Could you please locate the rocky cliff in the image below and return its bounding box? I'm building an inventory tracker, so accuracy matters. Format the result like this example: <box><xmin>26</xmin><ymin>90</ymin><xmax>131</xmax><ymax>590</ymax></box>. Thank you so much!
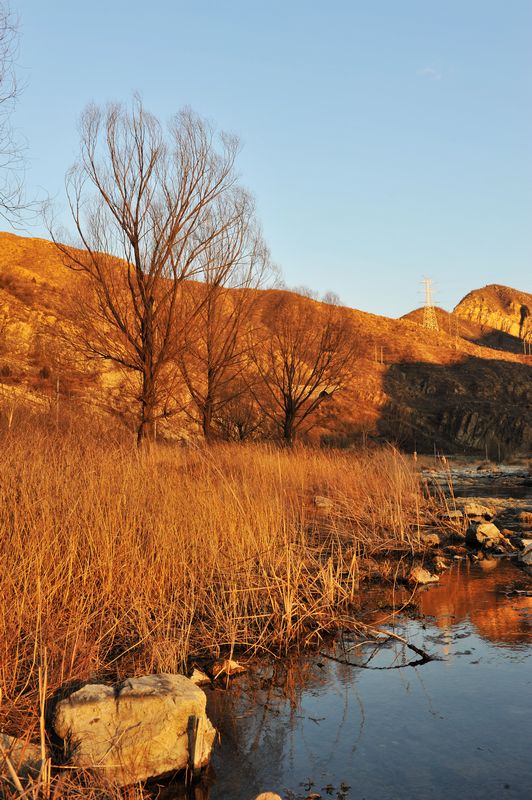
<box><xmin>454</xmin><ymin>284</ymin><xmax>532</xmax><ymax>345</ymax></box>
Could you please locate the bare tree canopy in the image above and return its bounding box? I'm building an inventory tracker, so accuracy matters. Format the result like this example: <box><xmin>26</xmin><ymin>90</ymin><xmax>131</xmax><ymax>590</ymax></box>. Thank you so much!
<box><xmin>0</xmin><ymin>2</ymin><xmax>25</xmax><ymax>220</ymax></box>
<box><xmin>177</xmin><ymin>190</ymin><xmax>272</xmax><ymax>440</ymax></box>
<box><xmin>250</xmin><ymin>294</ymin><xmax>357</xmax><ymax>445</ymax></box>
<box><xmin>52</xmin><ymin>96</ymin><xmax>244</xmax><ymax>443</ymax></box>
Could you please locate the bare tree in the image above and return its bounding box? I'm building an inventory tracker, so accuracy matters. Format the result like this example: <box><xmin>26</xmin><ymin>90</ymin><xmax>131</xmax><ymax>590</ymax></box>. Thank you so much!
<box><xmin>215</xmin><ymin>384</ymin><xmax>263</xmax><ymax>441</ymax></box>
<box><xmin>51</xmin><ymin>96</ymin><xmax>242</xmax><ymax>443</ymax></box>
<box><xmin>322</xmin><ymin>290</ymin><xmax>342</xmax><ymax>305</ymax></box>
<box><xmin>0</xmin><ymin>2</ymin><xmax>25</xmax><ymax>220</ymax></box>
<box><xmin>177</xmin><ymin>190</ymin><xmax>272</xmax><ymax>440</ymax></box>
<box><xmin>250</xmin><ymin>293</ymin><xmax>357</xmax><ymax>445</ymax></box>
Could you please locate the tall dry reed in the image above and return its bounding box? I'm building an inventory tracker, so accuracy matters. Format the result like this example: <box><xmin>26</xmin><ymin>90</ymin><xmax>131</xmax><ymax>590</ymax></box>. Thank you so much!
<box><xmin>0</xmin><ymin>420</ymin><xmax>429</xmax><ymax>770</ymax></box>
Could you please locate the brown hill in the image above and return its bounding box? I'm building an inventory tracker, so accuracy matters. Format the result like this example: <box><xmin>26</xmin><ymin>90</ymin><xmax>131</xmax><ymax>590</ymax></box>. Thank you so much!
<box><xmin>402</xmin><ymin>305</ymin><xmax>527</xmax><ymax>354</ymax></box>
<box><xmin>0</xmin><ymin>232</ymin><xmax>530</xmax><ymax>454</ymax></box>
<box><xmin>454</xmin><ymin>284</ymin><xmax>532</xmax><ymax>348</ymax></box>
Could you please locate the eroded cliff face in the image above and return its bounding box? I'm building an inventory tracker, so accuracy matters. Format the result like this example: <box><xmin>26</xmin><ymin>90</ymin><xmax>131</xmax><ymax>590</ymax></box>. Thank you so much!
<box><xmin>376</xmin><ymin>358</ymin><xmax>532</xmax><ymax>456</ymax></box>
<box><xmin>454</xmin><ymin>284</ymin><xmax>532</xmax><ymax>343</ymax></box>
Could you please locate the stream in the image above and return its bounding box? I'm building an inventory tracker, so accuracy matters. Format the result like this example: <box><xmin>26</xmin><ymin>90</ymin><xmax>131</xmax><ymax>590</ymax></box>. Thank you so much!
<box><xmin>202</xmin><ymin>558</ymin><xmax>531</xmax><ymax>800</ymax></box>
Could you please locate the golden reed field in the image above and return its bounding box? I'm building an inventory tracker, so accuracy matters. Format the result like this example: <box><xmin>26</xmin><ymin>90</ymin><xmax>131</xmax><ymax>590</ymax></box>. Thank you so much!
<box><xmin>0</xmin><ymin>410</ymin><xmax>439</xmax><ymax>797</ymax></box>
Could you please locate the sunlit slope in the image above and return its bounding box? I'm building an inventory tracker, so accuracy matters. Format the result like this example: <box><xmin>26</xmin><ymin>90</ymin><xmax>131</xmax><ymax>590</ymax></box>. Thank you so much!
<box><xmin>0</xmin><ymin>231</ymin><xmax>530</xmax><ymax>453</ymax></box>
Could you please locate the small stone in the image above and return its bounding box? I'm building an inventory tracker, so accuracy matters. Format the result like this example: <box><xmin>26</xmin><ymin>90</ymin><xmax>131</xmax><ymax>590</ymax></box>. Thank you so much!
<box><xmin>421</xmin><ymin>533</ymin><xmax>440</xmax><ymax>547</ymax></box>
<box><xmin>189</xmin><ymin>668</ymin><xmax>210</xmax><ymax>686</ymax></box>
<box><xmin>439</xmin><ymin>510</ymin><xmax>463</xmax><ymax>520</ymax></box>
<box><xmin>52</xmin><ymin>674</ymin><xmax>216</xmax><ymax>786</ymax></box>
<box><xmin>463</xmin><ymin>502</ymin><xmax>495</xmax><ymax>519</ymax></box>
<box><xmin>0</xmin><ymin>733</ymin><xmax>44</xmax><ymax>788</ymax></box>
<box><xmin>466</xmin><ymin>522</ymin><xmax>503</xmax><ymax>550</ymax></box>
<box><xmin>254</xmin><ymin>794</ymin><xmax>283</xmax><ymax>800</ymax></box>
<box><xmin>516</xmin><ymin>511</ymin><xmax>532</xmax><ymax>524</ymax></box>
<box><xmin>313</xmin><ymin>495</ymin><xmax>334</xmax><ymax>510</ymax></box>
<box><xmin>519</xmin><ymin>542</ymin><xmax>532</xmax><ymax>569</ymax></box>
<box><xmin>212</xmin><ymin>658</ymin><xmax>246</xmax><ymax>679</ymax></box>
<box><xmin>409</xmin><ymin>566</ymin><xmax>439</xmax><ymax>585</ymax></box>
<box><xmin>434</xmin><ymin>556</ymin><xmax>450</xmax><ymax>571</ymax></box>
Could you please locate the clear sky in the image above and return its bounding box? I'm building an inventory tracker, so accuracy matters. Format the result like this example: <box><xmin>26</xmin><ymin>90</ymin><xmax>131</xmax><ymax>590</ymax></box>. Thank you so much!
<box><xmin>5</xmin><ymin>0</ymin><xmax>532</xmax><ymax>316</ymax></box>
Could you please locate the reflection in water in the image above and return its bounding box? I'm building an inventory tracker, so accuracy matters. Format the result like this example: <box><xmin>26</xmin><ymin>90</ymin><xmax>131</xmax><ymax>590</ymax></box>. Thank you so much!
<box><xmin>156</xmin><ymin>561</ymin><xmax>531</xmax><ymax>800</ymax></box>
<box><xmin>417</xmin><ymin>558</ymin><xmax>532</xmax><ymax>645</ymax></box>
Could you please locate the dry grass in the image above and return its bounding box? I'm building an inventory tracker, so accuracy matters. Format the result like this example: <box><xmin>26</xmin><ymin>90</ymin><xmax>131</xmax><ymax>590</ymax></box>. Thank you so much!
<box><xmin>0</xmin><ymin>417</ymin><xmax>431</xmax><ymax>796</ymax></box>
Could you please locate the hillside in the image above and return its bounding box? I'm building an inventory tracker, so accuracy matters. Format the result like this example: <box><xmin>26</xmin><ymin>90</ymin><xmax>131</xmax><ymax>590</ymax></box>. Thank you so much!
<box><xmin>454</xmin><ymin>284</ymin><xmax>532</xmax><ymax>347</ymax></box>
<box><xmin>0</xmin><ymin>231</ymin><xmax>530</xmax><ymax>454</ymax></box>
<box><xmin>402</xmin><ymin>305</ymin><xmax>527</xmax><ymax>354</ymax></box>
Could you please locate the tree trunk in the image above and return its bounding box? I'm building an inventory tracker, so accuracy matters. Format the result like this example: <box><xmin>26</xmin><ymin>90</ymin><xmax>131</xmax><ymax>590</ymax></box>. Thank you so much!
<box><xmin>283</xmin><ymin>411</ymin><xmax>296</xmax><ymax>446</ymax></box>
<box><xmin>137</xmin><ymin>368</ymin><xmax>157</xmax><ymax>446</ymax></box>
<box><xmin>202</xmin><ymin>397</ymin><xmax>214</xmax><ymax>442</ymax></box>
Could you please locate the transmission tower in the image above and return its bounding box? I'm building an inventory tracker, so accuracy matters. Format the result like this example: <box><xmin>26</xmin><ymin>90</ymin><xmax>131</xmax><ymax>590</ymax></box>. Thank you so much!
<box><xmin>422</xmin><ymin>277</ymin><xmax>439</xmax><ymax>332</ymax></box>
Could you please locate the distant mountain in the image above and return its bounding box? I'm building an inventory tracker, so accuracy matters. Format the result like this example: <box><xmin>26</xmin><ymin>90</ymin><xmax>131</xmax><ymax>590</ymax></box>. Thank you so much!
<box><xmin>0</xmin><ymin>232</ymin><xmax>530</xmax><ymax>454</ymax></box>
<box><xmin>454</xmin><ymin>284</ymin><xmax>532</xmax><ymax>346</ymax></box>
<box><xmin>402</xmin><ymin>295</ymin><xmax>529</xmax><ymax>355</ymax></box>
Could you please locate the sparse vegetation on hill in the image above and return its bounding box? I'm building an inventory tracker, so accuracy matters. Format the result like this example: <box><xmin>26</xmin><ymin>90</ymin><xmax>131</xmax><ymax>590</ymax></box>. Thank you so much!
<box><xmin>0</xmin><ymin>232</ymin><xmax>530</xmax><ymax>453</ymax></box>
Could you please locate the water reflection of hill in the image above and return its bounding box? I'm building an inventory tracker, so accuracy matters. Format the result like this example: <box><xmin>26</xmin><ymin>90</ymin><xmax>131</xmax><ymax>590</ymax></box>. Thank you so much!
<box><xmin>417</xmin><ymin>559</ymin><xmax>531</xmax><ymax>645</ymax></box>
<box><xmin>201</xmin><ymin>560</ymin><xmax>531</xmax><ymax>800</ymax></box>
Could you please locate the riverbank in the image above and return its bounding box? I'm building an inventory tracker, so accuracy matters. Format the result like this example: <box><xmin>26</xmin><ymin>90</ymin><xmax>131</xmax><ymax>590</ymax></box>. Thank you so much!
<box><xmin>0</xmin><ymin>424</ymin><xmax>530</xmax><ymax>797</ymax></box>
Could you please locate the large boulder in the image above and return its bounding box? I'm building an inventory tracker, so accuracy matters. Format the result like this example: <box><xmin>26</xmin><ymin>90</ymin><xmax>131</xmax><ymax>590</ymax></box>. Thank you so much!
<box><xmin>52</xmin><ymin>674</ymin><xmax>216</xmax><ymax>786</ymax></box>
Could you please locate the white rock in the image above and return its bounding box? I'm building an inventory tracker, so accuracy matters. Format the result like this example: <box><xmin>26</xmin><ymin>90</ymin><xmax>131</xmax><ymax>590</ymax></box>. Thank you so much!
<box><xmin>53</xmin><ymin>674</ymin><xmax>216</xmax><ymax>786</ymax></box>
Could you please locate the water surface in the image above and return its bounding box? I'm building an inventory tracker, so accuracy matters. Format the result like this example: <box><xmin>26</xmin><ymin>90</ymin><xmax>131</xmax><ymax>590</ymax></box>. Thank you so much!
<box><xmin>205</xmin><ymin>559</ymin><xmax>531</xmax><ymax>800</ymax></box>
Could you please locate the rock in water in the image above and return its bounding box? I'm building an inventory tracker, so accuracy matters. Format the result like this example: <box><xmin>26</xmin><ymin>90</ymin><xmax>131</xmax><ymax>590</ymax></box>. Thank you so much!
<box><xmin>466</xmin><ymin>522</ymin><xmax>504</xmax><ymax>550</ymax></box>
<box><xmin>52</xmin><ymin>674</ymin><xmax>216</xmax><ymax>786</ymax></box>
<box><xmin>518</xmin><ymin>542</ymin><xmax>532</xmax><ymax>571</ymax></box>
<box><xmin>253</xmin><ymin>795</ymin><xmax>283</xmax><ymax>800</ymax></box>
<box><xmin>212</xmin><ymin>659</ymin><xmax>246</xmax><ymax>679</ymax></box>
<box><xmin>409</xmin><ymin>566</ymin><xmax>439</xmax><ymax>585</ymax></box>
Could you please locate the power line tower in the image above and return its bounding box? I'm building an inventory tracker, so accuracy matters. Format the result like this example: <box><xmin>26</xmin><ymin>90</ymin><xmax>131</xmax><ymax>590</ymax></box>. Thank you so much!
<box><xmin>422</xmin><ymin>277</ymin><xmax>439</xmax><ymax>332</ymax></box>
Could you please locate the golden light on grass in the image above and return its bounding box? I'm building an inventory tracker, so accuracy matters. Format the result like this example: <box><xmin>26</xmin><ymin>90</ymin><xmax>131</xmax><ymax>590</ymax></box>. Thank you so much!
<box><xmin>0</xmin><ymin>420</ymin><xmax>434</xmax><ymax>796</ymax></box>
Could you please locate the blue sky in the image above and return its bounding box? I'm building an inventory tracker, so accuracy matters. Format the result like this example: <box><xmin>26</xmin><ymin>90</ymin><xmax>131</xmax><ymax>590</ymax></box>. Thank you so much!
<box><xmin>6</xmin><ymin>0</ymin><xmax>532</xmax><ymax>316</ymax></box>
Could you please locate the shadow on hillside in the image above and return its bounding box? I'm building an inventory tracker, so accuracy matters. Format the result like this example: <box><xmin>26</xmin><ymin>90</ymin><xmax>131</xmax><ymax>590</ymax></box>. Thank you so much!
<box><xmin>470</xmin><ymin>328</ymin><xmax>527</xmax><ymax>355</ymax></box>
<box><xmin>376</xmin><ymin>354</ymin><xmax>531</xmax><ymax>456</ymax></box>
